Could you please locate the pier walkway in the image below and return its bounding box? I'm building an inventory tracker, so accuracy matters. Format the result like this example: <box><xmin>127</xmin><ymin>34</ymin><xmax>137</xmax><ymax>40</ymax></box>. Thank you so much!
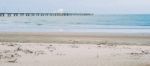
<box><xmin>0</xmin><ymin>13</ymin><xmax>93</xmax><ymax>17</ymax></box>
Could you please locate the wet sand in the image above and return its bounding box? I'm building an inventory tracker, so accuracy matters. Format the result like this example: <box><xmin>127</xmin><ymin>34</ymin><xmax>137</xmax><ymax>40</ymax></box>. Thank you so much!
<box><xmin>0</xmin><ymin>32</ymin><xmax>150</xmax><ymax>66</ymax></box>
<box><xmin>0</xmin><ymin>32</ymin><xmax>150</xmax><ymax>45</ymax></box>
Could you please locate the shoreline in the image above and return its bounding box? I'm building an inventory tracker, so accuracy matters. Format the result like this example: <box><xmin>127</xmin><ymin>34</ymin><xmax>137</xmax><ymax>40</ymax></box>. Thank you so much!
<box><xmin>0</xmin><ymin>32</ymin><xmax>150</xmax><ymax>45</ymax></box>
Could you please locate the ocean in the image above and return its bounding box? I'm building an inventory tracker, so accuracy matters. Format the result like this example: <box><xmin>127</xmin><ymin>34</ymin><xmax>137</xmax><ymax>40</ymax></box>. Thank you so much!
<box><xmin>0</xmin><ymin>14</ymin><xmax>150</xmax><ymax>33</ymax></box>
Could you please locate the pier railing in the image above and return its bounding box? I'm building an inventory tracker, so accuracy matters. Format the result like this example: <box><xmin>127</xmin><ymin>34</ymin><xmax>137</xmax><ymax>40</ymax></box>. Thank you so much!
<box><xmin>0</xmin><ymin>13</ymin><xmax>94</xmax><ymax>17</ymax></box>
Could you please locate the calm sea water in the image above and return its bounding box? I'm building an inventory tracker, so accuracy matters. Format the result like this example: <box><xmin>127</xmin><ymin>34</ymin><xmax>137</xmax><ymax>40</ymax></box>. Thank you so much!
<box><xmin>0</xmin><ymin>14</ymin><xmax>150</xmax><ymax>33</ymax></box>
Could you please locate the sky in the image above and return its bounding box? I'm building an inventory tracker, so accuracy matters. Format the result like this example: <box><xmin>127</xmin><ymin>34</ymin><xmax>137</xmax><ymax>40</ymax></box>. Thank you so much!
<box><xmin>0</xmin><ymin>0</ymin><xmax>150</xmax><ymax>14</ymax></box>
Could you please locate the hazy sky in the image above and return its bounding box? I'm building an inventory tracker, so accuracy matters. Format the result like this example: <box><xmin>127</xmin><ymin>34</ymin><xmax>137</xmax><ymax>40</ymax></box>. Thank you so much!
<box><xmin>0</xmin><ymin>0</ymin><xmax>150</xmax><ymax>14</ymax></box>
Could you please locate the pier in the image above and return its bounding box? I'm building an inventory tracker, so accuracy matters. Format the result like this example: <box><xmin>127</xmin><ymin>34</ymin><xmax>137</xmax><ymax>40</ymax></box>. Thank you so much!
<box><xmin>0</xmin><ymin>13</ymin><xmax>94</xmax><ymax>17</ymax></box>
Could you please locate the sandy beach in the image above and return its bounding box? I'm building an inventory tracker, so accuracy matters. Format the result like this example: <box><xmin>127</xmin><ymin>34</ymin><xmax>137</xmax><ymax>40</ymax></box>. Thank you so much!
<box><xmin>0</xmin><ymin>32</ymin><xmax>150</xmax><ymax>45</ymax></box>
<box><xmin>0</xmin><ymin>32</ymin><xmax>150</xmax><ymax>66</ymax></box>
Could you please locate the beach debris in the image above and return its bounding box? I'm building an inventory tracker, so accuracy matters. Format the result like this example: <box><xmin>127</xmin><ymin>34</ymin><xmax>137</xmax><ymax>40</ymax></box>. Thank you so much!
<box><xmin>7</xmin><ymin>59</ymin><xmax>17</xmax><ymax>63</ymax></box>
<box><xmin>7</xmin><ymin>43</ymin><xmax>18</xmax><ymax>47</ymax></box>
<box><xmin>46</xmin><ymin>45</ymin><xmax>56</xmax><ymax>52</ymax></box>
<box><xmin>130</xmin><ymin>52</ymin><xmax>141</xmax><ymax>55</ymax></box>
<box><xmin>16</xmin><ymin>46</ymin><xmax>34</xmax><ymax>54</ymax></box>
<box><xmin>0</xmin><ymin>50</ymin><xmax>20</xmax><ymax>63</ymax></box>
<box><xmin>97</xmin><ymin>45</ymin><xmax>101</xmax><ymax>48</ymax></box>
<box><xmin>16</xmin><ymin>46</ymin><xmax>23</xmax><ymax>51</ymax></box>
<box><xmin>0</xmin><ymin>43</ymin><xmax>19</xmax><ymax>47</ymax></box>
<box><xmin>141</xmin><ymin>50</ymin><xmax>150</xmax><ymax>55</ymax></box>
<box><xmin>47</xmin><ymin>46</ymin><xmax>56</xmax><ymax>50</ymax></box>
<box><xmin>49</xmin><ymin>44</ymin><xmax>53</xmax><ymax>46</ymax></box>
<box><xmin>70</xmin><ymin>44</ymin><xmax>79</xmax><ymax>48</ymax></box>
<box><xmin>34</xmin><ymin>50</ymin><xmax>45</xmax><ymax>56</ymax></box>
<box><xmin>8</xmin><ymin>44</ymin><xmax>15</xmax><ymax>47</ymax></box>
<box><xmin>97</xmin><ymin>44</ymin><xmax>101</xmax><ymax>48</ymax></box>
<box><xmin>56</xmin><ymin>53</ymin><xmax>66</xmax><ymax>56</ymax></box>
<box><xmin>130</xmin><ymin>50</ymin><xmax>150</xmax><ymax>56</ymax></box>
<box><xmin>23</xmin><ymin>49</ymin><xmax>34</xmax><ymax>54</ymax></box>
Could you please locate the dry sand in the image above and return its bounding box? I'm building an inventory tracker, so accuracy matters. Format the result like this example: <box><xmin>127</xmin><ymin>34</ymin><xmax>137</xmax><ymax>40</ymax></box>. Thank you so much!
<box><xmin>0</xmin><ymin>43</ymin><xmax>150</xmax><ymax>66</ymax></box>
<box><xmin>0</xmin><ymin>32</ymin><xmax>150</xmax><ymax>66</ymax></box>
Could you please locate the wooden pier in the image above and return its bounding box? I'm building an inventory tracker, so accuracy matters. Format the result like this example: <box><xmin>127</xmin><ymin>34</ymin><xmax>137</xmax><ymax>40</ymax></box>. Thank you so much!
<box><xmin>0</xmin><ymin>13</ymin><xmax>94</xmax><ymax>17</ymax></box>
